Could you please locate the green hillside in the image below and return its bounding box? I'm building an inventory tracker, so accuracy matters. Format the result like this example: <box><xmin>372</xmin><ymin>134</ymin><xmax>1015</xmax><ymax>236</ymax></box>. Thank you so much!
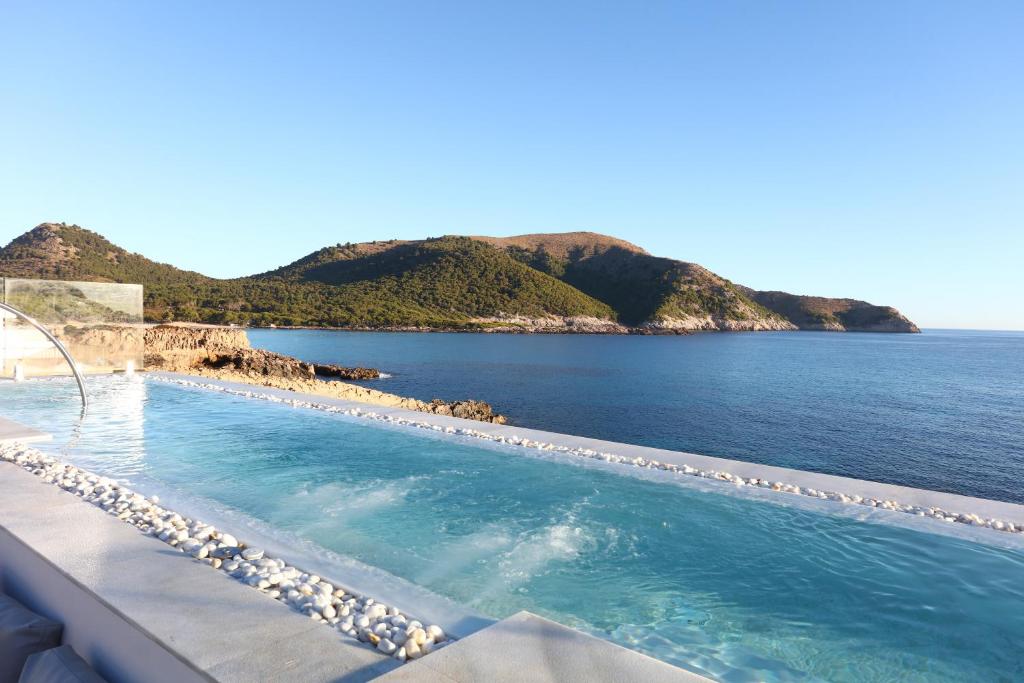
<box><xmin>0</xmin><ymin>225</ymin><xmax>613</xmax><ymax>327</ymax></box>
<box><xmin>737</xmin><ymin>288</ymin><xmax>921</xmax><ymax>332</ymax></box>
<box><xmin>0</xmin><ymin>223</ymin><xmax>918</xmax><ymax>332</ymax></box>
<box><xmin>0</xmin><ymin>222</ymin><xmax>211</xmax><ymax>286</ymax></box>
<box><xmin>267</xmin><ymin>237</ymin><xmax>614</xmax><ymax>320</ymax></box>
<box><xmin>498</xmin><ymin>239</ymin><xmax>790</xmax><ymax>329</ymax></box>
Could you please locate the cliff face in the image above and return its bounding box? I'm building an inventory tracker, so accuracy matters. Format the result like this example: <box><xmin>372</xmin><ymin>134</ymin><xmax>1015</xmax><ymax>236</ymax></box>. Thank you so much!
<box><xmin>144</xmin><ymin>325</ymin><xmax>250</xmax><ymax>353</ymax></box>
<box><xmin>0</xmin><ymin>223</ymin><xmax>919</xmax><ymax>333</ymax></box>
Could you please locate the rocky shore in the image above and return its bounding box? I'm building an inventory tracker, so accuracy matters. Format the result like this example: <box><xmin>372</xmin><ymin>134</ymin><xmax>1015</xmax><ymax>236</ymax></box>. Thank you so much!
<box><xmin>466</xmin><ymin>315</ymin><xmax>630</xmax><ymax>334</ymax></box>
<box><xmin>639</xmin><ymin>316</ymin><xmax>797</xmax><ymax>333</ymax></box>
<box><xmin>143</xmin><ymin>325</ymin><xmax>506</xmax><ymax>423</ymax></box>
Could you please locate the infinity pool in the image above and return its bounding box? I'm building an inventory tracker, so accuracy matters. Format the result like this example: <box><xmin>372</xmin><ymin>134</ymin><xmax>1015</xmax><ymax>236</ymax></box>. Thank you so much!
<box><xmin>3</xmin><ymin>376</ymin><xmax>1023</xmax><ymax>682</ymax></box>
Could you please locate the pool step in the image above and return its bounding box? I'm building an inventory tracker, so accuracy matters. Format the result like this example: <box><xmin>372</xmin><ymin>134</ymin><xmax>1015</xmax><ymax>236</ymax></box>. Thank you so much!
<box><xmin>0</xmin><ymin>416</ymin><xmax>50</xmax><ymax>445</ymax></box>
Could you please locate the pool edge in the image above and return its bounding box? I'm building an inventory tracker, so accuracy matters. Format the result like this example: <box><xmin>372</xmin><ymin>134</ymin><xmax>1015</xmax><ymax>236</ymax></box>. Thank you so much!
<box><xmin>152</xmin><ymin>371</ymin><xmax>1024</xmax><ymax>531</ymax></box>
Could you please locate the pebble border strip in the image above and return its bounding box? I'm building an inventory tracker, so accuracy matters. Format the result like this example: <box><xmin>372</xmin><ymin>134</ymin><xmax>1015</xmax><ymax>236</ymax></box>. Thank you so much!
<box><xmin>0</xmin><ymin>442</ymin><xmax>448</xmax><ymax>664</ymax></box>
<box><xmin>151</xmin><ymin>375</ymin><xmax>1024</xmax><ymax>536</ymax></box>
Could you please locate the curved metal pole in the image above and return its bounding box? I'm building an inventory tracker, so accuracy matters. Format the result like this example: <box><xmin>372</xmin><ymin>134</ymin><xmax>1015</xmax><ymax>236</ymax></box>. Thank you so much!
<box><xmin>0</xmin><ymin>302</ymin><xmax>88</xmax><ymax>409</ymax></box>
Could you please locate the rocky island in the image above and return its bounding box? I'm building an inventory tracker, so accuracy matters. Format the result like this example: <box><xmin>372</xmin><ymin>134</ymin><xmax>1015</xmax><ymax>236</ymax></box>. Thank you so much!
<box><xmin>0</xmin><ymin>223</ymin><xmax>919</xmax><ymax>333</ymax></box>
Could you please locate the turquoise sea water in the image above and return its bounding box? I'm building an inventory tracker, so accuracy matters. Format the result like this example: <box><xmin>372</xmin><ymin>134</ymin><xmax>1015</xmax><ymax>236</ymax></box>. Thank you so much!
<box><xmin>250</xmin><ymin>329</ymin><xmax>1024</xmax><ymax>504</ymax></box>
<box><xmin>3</xmin><ymin>376</ymin><xmax>1023</xmax><ymax>682</ymax></box>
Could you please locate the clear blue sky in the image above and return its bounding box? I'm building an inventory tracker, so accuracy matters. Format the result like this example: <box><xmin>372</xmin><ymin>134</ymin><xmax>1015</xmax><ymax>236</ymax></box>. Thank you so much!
<box><xmin>1</xmin><ymin>2</ymin><xmax>1021</xmax><ymax>329</ymax></box>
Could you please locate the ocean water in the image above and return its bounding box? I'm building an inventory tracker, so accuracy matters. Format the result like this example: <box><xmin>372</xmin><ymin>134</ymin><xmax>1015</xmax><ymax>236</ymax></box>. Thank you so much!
<box><xmin>249</xmin><ymin>329</ymin><xmax>1024</xmax><ymax>504</ymax></box>
<box><xmin>2</xmin><ymin>376</ymin><xmax>1023</xmax><ymax>682</ymax></box>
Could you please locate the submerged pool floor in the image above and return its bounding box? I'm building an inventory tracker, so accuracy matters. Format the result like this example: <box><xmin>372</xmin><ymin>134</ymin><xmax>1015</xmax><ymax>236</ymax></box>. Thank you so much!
<box><xmin>3</xmin><ymin>376</ymin><xmax>1023</xmax><ymax>682</ymax></box>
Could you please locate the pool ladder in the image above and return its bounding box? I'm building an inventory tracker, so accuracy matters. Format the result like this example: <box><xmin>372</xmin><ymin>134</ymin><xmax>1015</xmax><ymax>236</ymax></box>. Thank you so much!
<box><xmin>1</xmin><ymin>302</ymin><xmax>88</xmax><ymax>410</ymax></box>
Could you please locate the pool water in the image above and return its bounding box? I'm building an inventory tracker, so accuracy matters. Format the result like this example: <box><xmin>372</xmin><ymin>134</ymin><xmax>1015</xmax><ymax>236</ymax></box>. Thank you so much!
<box><xmin>249</xmin><ymin>329</ymin><xmax>1024</xmax><ymax>505</ymax></box>
<box><xmin>3</xmin><ymin>376</ymin><xmax>1024</xmax><ymax>682</ymax></box>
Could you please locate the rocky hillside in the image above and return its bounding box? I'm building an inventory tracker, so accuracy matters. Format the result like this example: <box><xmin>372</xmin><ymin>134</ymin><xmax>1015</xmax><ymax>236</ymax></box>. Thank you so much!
<box><xmin>260</xmin><ymin>236</ymin><xmax>615</xmax><ymax>322</ymax></box>
<box><xmin>471</xmin><ymin>231</ymin><xmax>648</xmax><ymax>260</ymax></box>
<box><xmin>491</xmin><ymin>238</ymin><xmax>793</xmax><ymax>330</ymax></box>
<box><xmin>0</xmin><ymin>222</ymin><xmax>210</xmax><ymax>285</ymax></box>
<box><xmin>737</xmin><ymin>288</ymin><xmax>920</xmax><ymax>332</ymax></box>
<box><xmin>0</xmin><ymin>223</ymin><xmax>918</xmax><ymax>332</ymax></box>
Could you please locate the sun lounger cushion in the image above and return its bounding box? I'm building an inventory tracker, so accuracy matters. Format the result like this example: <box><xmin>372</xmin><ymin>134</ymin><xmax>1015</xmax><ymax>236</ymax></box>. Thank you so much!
<box><xmin>0</xmin><ymin>594</ymin><xmax>63</xmax><ymax>683</ymax></box>
<box><xmin>18</xmin><ymin>645</ymin><xmax>107</xmax><ymax>683</ymax></box>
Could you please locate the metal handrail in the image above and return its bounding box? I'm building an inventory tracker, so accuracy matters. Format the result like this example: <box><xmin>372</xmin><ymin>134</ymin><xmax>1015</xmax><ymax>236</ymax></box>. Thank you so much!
<box><xmin>0</xmin><ymin>302</ymin><xmax>88</xmax><ymax>409</ymax></box>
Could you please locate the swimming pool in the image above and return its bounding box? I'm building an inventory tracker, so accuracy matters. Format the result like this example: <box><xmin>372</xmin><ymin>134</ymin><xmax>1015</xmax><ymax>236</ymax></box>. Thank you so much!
<box><xmin>3</xmin><ymin>375</ymin><xmax>1023</xmax><ymax>682</ymax></box>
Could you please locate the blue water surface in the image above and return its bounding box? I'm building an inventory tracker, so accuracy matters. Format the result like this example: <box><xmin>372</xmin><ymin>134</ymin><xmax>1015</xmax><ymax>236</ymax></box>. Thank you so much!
<box><xmin>250</xmin><ymin>329</ymin><xmax>1024</xmax><ymax>503</ymax></box>
<box><xmin>3</xmin><ymin>376</ymin><xmax>1023</xmax><ymax>682</ymax></box>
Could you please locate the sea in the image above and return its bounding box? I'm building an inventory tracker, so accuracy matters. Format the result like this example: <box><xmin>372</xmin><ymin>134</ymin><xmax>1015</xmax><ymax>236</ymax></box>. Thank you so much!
<box><xmin>248</xmin><ymin>328</ymin><xmax>1024</xmax><ymax>504</ymax></box>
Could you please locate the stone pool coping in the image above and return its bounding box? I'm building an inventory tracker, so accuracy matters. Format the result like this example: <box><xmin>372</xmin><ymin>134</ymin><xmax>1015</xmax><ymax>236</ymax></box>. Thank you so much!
<box><xmin>376</xmin><ymin>611</ymin><xmax>709</xmax><ymax>683</ymax></box>
<box><xmin>0</xmin><ymin>415</ymin><xmax>51</xmax><ymax>445</ymax></box>
<box><xmin>154</xmin><ymin>371</ymin><xmax>1024</xmax><ymax>536</ymax></box>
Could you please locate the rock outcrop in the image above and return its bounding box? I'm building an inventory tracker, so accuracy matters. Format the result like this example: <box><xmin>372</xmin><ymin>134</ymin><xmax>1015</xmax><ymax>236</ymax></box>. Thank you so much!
<box><xmin>312</xmin><ymin>363</ymin><xmax>381</xmax><ymax>380</ymax></box>
<box><xmin>423</xmin><ymin>399</ymin><xmax>505</xmax><ymax>422</ymax></box>
<box><xmin>144</xmin><ymin>325</ymin><xmax>250</xmax><ymax>353</ymax></box>
<box><xmin>200</xmin><ymin>348</ymin><xmax>317</xmax><ymax>381</ymax></box>
<box><xmin>639</xmin><ymin>315</ymin><xmax>797</xmax><ymax>333</ymax></box>
<box><xmin>143</xmin><ymin>325</ymin><xmax>505</xmax><ymax>423</ymax></box>
<box><xmin>467</xmin><ymin>315</ymin><xmax>629</xmax><ymax>334</ymax></box>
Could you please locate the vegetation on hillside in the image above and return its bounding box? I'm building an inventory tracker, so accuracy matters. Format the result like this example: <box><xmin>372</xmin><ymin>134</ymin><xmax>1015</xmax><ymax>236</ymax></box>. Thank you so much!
<box><xmin>506</xmin><ymin>243</ymin><xmax>786</xmax><ymax>326</ymax></box>
<box><xmin>0</xmin><ymin>223</ymin><xmax>918</xmax><ymax>331</ymax></box>
<box><xmin>1</xmin><ymin>225</ymin><xmax>612</xmax><ymax>327</ymax></box>
<box><xmin>738</xmin><ymin>288</ymin><xmax>920</xmax><ymax>332</ymax></box>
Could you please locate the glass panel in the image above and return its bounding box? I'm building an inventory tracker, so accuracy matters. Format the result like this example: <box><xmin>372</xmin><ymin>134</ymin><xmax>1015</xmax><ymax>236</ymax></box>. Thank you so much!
<box><xmin>1</xmin><ymin>277</ymin><xmax>144</xmax><ymax>376</ymax></box>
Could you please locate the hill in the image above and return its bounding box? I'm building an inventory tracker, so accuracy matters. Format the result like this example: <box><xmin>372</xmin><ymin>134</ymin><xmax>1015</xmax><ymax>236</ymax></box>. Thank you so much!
<box><xmin>257</xmin><ymin>236</ymin><xmax>616</xmax><ymax>327</ymax></box>
<box><xmin>736</xmin><ymin>288</ymin><xmax>920</xmax><ymax>333</ymax></box>
<box><xmin>470</xmin><ymin>232</ymin><xmax>648</xmax><ymax>260</ymax></box>
<box><xmin>0</xmin><ymin>223</ymin><xmax>919</xmax><ymax>332</ymax></box>
<box><xmin>0</xmin><ymin>225</ymin><xmax>615</xmax><ymax>329</ymax></box>
<box><xmin>0</xmin><ymin>223</ymin><xmax>210</xmax><ymax>286</ymax></box>
<box><xmin>486</xmin><ymin>238</ymin><xmax>793</xmax><ymax>330</ymax></box>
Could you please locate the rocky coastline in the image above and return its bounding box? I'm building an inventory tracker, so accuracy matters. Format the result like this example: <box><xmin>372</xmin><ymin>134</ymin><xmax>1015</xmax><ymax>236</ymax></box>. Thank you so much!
<box><xmin>252</xmin><ymin>311</ymin><xmax>911</xmax><ymax>334</ymax></box>
<box><xmin>143</xmin><ymin>325</ymin><xmax>506</xmax><ymax>423</ymax></box>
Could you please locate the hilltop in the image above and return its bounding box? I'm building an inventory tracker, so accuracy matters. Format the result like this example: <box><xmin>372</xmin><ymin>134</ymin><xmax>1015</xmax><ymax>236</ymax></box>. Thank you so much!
<box><xmin>0</xmin><ymin>223</ymin><xmax>919</xmax><ymax>332</ymax></box>
<box><xmin>470</xmin><ymin>232</ymin><xmax>648</xmax><ymax>260</ymax></box>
